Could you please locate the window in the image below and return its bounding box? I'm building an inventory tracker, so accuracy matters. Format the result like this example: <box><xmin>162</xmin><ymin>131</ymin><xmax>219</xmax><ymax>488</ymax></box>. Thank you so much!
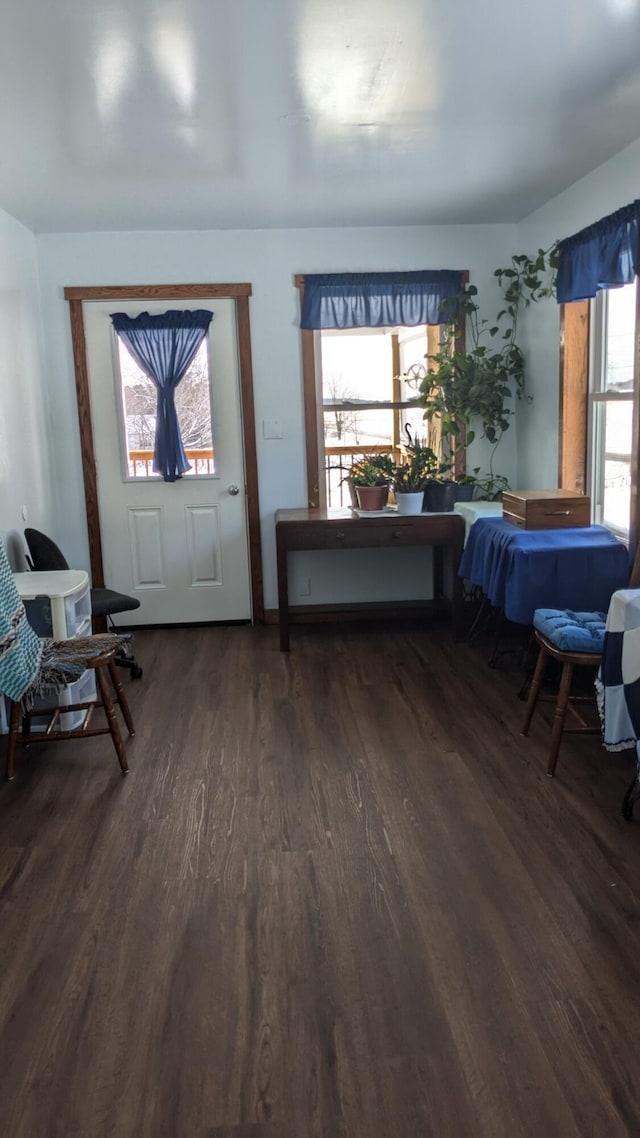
<box><xmin>297</xmin><ymin>270</ymin><xmax>466</xmax><ymax>509</ymax></box>
<box><xmin>114</xmin><ymin>335</ymin><xmax>216</xmax><ymax>479</ymax></box>
<box><xmin>589</xmin><ymin>282</ymin><xmax>637</xmax><ymax>536</ymax></box>
<box><xmin>319</xmin><ymin>326</ymin><xmax>440</xmax><ymax>508</ymax></box>
<box><xmin>556</xmin><ymin>197</ymin><xmax>640</xmax><ymax>548</ymax></box>
<box><xmin>560</xmin><ymin>280</ymin><xmax>639</xmax><ymax>543</ymax></box>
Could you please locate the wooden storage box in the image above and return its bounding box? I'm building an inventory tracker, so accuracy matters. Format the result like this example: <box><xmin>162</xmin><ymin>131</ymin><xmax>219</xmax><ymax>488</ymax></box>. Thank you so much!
<box><xmin>503</xmin><ymin>489</ymin><xmax>591</xmax><ymax>530</ymax></box>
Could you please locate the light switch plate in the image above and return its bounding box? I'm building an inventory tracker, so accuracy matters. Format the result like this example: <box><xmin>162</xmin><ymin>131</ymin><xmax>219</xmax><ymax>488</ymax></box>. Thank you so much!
<box><xmin>263</xmin><ymin>418</ymin><xmax>283</xmax><ymax>439</ymax></box>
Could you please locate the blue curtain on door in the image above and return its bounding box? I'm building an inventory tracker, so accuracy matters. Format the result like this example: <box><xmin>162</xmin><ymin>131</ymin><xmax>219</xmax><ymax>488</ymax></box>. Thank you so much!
<box><xmin>300</xmin><ymin>270</ymin><xmax>464</xmax><ymax>329</ymax></box>
<box><xmin>111</xmin><ymin>309</ymin><xmax>213</xmax><ymax>482</ymax></box>
<box><xmin>556</xmin><ymin>200</ymin><xmax>640</xmax><ymax>303</ymax></box>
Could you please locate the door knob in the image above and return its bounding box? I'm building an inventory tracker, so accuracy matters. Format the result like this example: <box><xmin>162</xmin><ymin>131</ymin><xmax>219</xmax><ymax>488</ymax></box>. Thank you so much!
<box><xmin>228</xmin><ymin>485</ymin><xmax>240</xmax><ymax>496</ymax></box>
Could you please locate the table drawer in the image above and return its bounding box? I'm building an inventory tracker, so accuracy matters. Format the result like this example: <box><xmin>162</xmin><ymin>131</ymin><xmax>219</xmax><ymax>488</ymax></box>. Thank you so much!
<box><xmin>279</xmin><ymin>521</ymin><xmax>428</xmax><ymax>550</ymax></box>
<box><xmin>337</xmin><ymin>523</ymin><xmax>425</xmax><ymax>549</ymax></box>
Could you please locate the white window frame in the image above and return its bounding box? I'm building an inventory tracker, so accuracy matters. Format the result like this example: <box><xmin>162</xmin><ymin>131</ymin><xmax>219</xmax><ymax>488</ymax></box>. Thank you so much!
<box><xmin>587</xmin><ymin>284</ymin><xmax>637</xmax><ymax>538</ymax></box>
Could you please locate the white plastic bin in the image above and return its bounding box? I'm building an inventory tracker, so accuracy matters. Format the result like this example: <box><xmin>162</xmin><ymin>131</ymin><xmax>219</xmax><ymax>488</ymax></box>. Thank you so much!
<box><xmin>30</xmin><ymin>668</ymin><xmax>97</xmax><ymax>733</ymax></box>
<box><xmin>13</xmin><ymin>570</ymin><xmax>91</xmax><ymax>639</ymax></box>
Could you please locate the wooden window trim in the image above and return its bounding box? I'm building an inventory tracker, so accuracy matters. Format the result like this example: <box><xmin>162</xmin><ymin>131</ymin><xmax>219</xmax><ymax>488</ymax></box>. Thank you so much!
<box><xmin>558</xmin><ymin>301</ymin><xmax>590</xmax><ymax>494</ymax></box>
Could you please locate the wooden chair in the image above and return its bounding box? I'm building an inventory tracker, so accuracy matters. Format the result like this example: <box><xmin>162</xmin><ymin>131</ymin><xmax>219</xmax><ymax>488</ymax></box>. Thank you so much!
<box><xmin>521</xmin><ymin>541</ymin><xmax>640</xmax><ymax>777</ymax></box>
<box><xmin>24</xmin><ymin>528</ymin><xmax>143</xmax><ymax>678</ymax></box>
<box><xmin>6</xmin><ymin>644</ymin><xmax>135</xmax><ymax>780</ymax></box>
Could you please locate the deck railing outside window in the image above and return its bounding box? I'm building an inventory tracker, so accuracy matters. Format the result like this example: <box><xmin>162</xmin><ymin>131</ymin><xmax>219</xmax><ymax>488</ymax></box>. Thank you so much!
<box><xmin>325</xmin><ymin>445</ymin><xmax>396</xmax><ymax>508</ymax></box>
<box><xmin>128</xmin><ymin>448</ymin><xmax>215</xmax><ymax>477</ymax></box>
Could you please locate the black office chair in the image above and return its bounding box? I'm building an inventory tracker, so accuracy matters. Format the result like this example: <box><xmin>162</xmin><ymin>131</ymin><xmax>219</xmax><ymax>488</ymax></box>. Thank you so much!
<box><xmin>24</xmin><ymin>528</ymin><xmax>143</xmax><ymax>679</ymax></box>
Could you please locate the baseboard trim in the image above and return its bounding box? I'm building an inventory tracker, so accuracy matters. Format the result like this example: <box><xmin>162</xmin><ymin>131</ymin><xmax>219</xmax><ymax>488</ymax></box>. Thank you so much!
<box><xmin>264</xmin><ymin>600</ymin><xmax>441</xmax><ymax>626</ymax></box>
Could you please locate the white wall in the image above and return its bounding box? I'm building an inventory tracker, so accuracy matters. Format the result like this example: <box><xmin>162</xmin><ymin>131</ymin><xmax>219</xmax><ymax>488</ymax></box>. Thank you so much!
<box><xmin>35</xmin><ymin>222</ymin><xmax>516</xmax><ymax>610</ymax></box>
<box><xmin>5</xmin><ymin>138</ymin><xmax>640</xmax><ymax>612</ymax></box>
<box><xmin>0</xmin><ymin>207</ymin><xmax>56</xmax><ymax>570</ymax></box>
<box><xmin>516</xmin><ymin>137</ymin><xmax>640</xmax><ymax>488</ymax></box>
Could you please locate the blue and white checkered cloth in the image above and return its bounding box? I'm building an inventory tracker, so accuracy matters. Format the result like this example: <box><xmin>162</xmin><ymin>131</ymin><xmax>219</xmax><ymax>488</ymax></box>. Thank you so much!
<box><xmin>596</xmin><ymin>589</ymin><xmax>640</xmax><ymax>753</ymax></box>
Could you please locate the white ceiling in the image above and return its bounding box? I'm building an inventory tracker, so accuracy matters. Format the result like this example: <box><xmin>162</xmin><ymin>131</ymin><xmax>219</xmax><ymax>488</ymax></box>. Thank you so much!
<box><xmin>2</xmin><ymin>0</ymin><xmax>640</xmax><ymax>234</ymax></box>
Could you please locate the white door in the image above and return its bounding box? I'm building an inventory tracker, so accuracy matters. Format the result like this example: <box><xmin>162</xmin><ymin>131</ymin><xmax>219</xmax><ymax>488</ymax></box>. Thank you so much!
<box><xmin>83</xmin><ymin>298</ymin><xmax>251</xmax><ymax>626</ymax></box>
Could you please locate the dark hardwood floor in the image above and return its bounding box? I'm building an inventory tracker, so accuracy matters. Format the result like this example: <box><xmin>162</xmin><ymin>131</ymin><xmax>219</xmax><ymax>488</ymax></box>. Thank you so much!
<box><xmin>1</xmin><ymin>618</ymin><xmax>640</xmax><ymax>1137</ymax></box>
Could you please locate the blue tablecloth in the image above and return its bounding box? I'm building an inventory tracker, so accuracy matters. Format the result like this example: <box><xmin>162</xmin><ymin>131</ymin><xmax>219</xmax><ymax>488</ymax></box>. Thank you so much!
<box><xmin>459</xmin><ymin>517</ymin><xmax>629</xmax><ymax>624</ymax></box>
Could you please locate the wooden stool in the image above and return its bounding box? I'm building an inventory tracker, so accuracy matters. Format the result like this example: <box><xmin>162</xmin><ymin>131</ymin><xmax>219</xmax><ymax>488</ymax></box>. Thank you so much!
<box><xmin>521</xmin><ymin>630</ymin><xmax>602</xmax><ymax>777</ymax></box>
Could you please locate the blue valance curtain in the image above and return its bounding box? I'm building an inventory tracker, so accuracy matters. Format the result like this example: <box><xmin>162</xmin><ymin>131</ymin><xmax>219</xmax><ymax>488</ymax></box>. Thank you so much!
<box><xmin>556</xmin><ymin>200</ymin><xmax>640</xmax><ymax>303</ymax></box>
<box><xmin>111</xmin><ymin>309</ymin><xmax>213</xmax><ymax>482</ymax></box>
<box><xmin>300</xmin><ymin>270</ymin><xmax>464</xmax><ymax>329</ymax></box>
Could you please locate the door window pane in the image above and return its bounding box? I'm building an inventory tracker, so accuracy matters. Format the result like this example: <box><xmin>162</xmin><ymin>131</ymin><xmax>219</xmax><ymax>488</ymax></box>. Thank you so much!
<box><xmin>115</xmin><ymin>338</ymin><xmax>216</xmax><ymax>478</ymax></box>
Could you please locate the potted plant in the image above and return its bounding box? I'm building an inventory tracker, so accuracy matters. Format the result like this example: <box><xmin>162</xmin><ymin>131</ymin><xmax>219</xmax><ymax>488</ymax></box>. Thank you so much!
<box><xmin>452</xmin><ymin>474</ymin><xmax>477</xmax><ymax>503</ymax></box>
<box><xmin>392</xmin><ymin>445</ymin><xmax>439</xmax><ymax>514</ymax></box>
<box><xmin>348</xmin><ymin>453</ymin><xmax>395</xmax><ymax>510</ymax></box>
<box><xmin>424</xmin><ymin>478</ymin><xmax>458</xmax><ymax>513</ymax></box>
<box><xmin>418</xmin><ymin>246</ymin><xmax>558</xmax><ymax>496</ymax></box>
<box><xmin>462</xmin><ymin>467</ymin><xmax>510</xmax><ymax>501</ymax></box>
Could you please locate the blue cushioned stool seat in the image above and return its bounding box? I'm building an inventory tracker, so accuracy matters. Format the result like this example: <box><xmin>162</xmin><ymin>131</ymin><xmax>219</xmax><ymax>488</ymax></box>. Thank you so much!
<box><xmin>533</xmin><ymin>608</ymin><xmax>606</xmax><ymax>654</ymax></box>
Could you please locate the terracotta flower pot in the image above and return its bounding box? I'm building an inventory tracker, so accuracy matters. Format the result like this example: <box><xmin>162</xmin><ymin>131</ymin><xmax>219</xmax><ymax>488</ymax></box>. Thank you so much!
<box><xmin>354</xmin><ymin>484</ymin><xmax>389</xmax><ymax>511</ymax></box>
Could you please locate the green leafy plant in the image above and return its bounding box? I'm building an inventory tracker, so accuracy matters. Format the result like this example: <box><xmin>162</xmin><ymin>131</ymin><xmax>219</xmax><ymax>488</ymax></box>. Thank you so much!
<box><xmin>348</xmin><ymin>454</ymin><xmax>395</xmax><ymax>486</ymax></box>
<box><xmin>392</xmin><ymin>445</ymin><xmax>440</xmax><ymax>493</ymax></box>
<box><xmin>418</xmin><ymin>245</ymin><xmax>558</xmax><ymax>492</ymax></box>
<box><xmin>463</xmin><ymin>467</ymin><xmax>511</xmax><ymax>501</ymax></box>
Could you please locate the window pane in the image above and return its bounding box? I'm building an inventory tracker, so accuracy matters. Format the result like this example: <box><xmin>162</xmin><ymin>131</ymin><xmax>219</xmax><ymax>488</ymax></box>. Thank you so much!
<box><xmin>174</xmin><ymin>345</ymin><xmax>215</xmax><ymax>474</ymax></box>
<box><xmin>605</xmin><ymin>284</ymin><xmax>636</xmax><ymax>392</ymax></box>
<box><xmin>322</xmin><ymin>332</ymin><xmax>397</xmax><ymax>462</ymax></box>
<box><xmin>323</xmin><ymin>408</ymin><xmax>395</xmax><ymax>508</ymax></box>
<box><xmin>321</xmin><ymin>331</ymin><xmax>395</xmax><ymax>507</ymax></box>
<box><xmin>116</xmin><ymin>338</ymin><xmax>215</xmax><ymax>478</ymax></box>
<box><xmin>319</xmin><ymin>327</ymin><xmax>433</xmax><ymax>507</ymax></box>
<box><xmin>600</xmin><ymin>399</ymin><xmax>632</xmax><ymax>534</ymax></box>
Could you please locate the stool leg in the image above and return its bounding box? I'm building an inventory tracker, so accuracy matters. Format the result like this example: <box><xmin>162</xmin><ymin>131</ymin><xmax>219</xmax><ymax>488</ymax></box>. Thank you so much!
<box><xmin>547</xmin><ymin>661</ymin><xmax>573</xmax><ymax>778</ymax></box>
<box><xmin>6</xmin><ymin>700</ymin><xmax>21</xmax><ymax>780</ymax></box>
<box><xmin>521</xmin><ymin>645</ymin><xmax>548</xmax><ymax>736</ymax></box>
<box><xmin>107</xmin><ymin>660</ymin><xmax>135</xmax><ymax>737</ymax></box>
<box><xmin>96</xmin><ymin>666</ymin><xmax>129</xmax><ymax>774</ymax></box>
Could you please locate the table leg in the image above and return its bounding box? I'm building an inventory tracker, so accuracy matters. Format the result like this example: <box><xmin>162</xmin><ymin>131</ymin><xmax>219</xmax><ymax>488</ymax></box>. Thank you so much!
<box><xmin>451</xmin><ymin>556</ymin><xmax>464</xmax><ymax>641</ymax></box>
<box><xmin>276</xmin><ymin>530</ymin><xmax>290</xmax><ymax>652</ymax></box>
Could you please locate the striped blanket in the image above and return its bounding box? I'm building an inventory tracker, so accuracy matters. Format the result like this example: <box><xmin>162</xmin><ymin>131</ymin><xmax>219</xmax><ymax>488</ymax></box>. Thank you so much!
<box><xmin>0</xmin><ymin>539</ymin><xmax>42</xmax><ymax>701</ymax></box>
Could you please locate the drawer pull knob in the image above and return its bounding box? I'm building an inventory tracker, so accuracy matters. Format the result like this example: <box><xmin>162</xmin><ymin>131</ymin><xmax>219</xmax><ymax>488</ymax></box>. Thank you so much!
<box><xmin>393</xmin><ymin>530</ymin><xmax>403</xmax><ymax>538</ymax></box>
<box><xmin>335</xmin><ymin>531</ymin><xmax>345</xmax><ymax>540</ymax></box>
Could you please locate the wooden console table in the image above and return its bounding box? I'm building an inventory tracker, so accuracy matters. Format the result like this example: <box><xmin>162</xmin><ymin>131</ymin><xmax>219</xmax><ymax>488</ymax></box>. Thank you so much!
<box><xmin>275</xmin><ymin>507</ymin><xmax>465</xmax><ymax>651</ymax></box>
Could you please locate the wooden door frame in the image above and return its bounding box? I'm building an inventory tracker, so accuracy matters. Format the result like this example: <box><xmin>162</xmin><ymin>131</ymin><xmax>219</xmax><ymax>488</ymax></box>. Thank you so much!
<box><xmin>64</xmin><ymin>283</ymin><xmax>264</xmax><ymax>624</ymax></box>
